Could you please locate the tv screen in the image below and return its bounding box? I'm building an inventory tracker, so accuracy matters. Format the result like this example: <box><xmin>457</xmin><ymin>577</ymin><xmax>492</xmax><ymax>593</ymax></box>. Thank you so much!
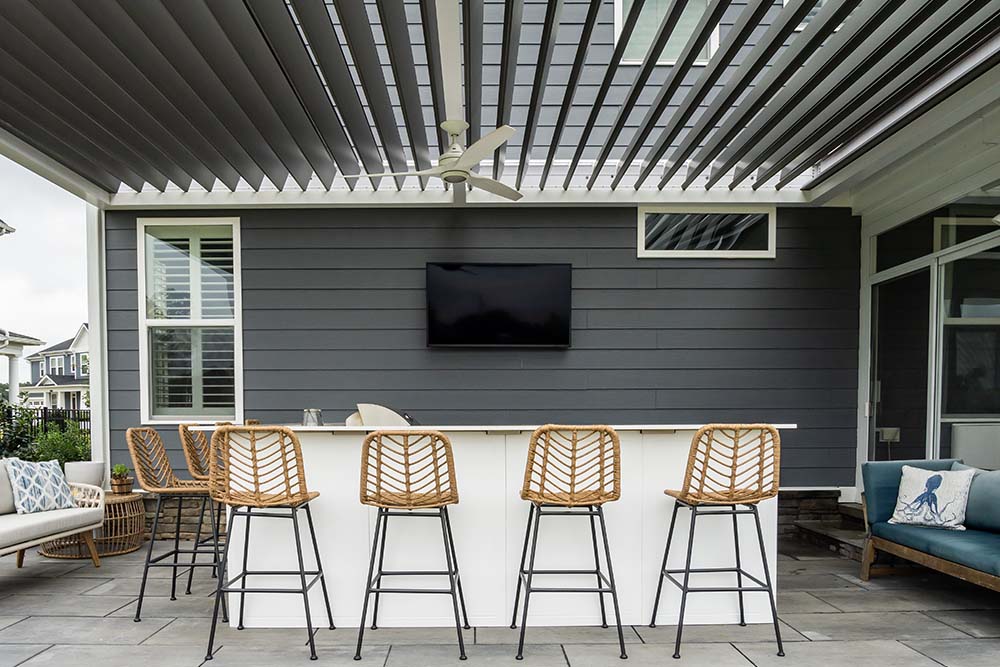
<box><xmin>426</xmin><ymin>263</ymin><xmax>572</xmax><ymax>347</ymax></box>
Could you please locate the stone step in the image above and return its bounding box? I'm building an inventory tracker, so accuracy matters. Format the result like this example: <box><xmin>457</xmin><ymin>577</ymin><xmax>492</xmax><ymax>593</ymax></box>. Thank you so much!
<box><xmin>839</xmin><ymin>502</ymin><xmax>865</xmax><ymax>528</ymax></box>
<box><xmin>793</xmin><ymin>519</ymin><xmax>867</xmax><ymax>561</ymax></box>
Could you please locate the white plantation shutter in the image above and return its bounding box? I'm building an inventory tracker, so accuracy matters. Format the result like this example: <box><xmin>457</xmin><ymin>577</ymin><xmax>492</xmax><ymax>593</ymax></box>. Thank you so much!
<box><xmin>143</xmin><ymin>223</ymin><xmax>237</xmax><ymax>419</ymax></box>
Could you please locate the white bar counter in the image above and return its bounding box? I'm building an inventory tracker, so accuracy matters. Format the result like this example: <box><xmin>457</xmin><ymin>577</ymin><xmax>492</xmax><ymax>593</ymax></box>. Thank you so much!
<box><xmin>201</xmin><ymin>424</ymin><xmax>793</xmax><ymax>628</ymax></box>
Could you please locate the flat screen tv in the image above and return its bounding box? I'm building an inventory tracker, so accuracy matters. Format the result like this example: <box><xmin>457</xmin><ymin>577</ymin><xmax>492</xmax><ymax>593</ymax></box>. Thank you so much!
<box><xmin>426</xmin><ymin>262</ymin><xmax>572</xmax><ymax>347</ymax></box>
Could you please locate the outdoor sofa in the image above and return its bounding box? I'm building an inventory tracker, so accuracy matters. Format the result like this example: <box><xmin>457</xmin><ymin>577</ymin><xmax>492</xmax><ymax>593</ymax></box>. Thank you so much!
<box><xmin>0</xmin><ymin>459</ymin><xmax>105</xmax><ymax>568</ymax></box>
<box><xmin>861</xmin><ymin>459</ymin><xmax>1000</xmax><ymax>592</ymax></box>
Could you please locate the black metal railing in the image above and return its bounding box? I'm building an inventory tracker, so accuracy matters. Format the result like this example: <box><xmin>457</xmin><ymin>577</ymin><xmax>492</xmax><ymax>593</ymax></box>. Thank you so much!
<box><xmin>0</xmin><ymin>406</ymin><xmax>91</xmax><ymax>452</ymax></box>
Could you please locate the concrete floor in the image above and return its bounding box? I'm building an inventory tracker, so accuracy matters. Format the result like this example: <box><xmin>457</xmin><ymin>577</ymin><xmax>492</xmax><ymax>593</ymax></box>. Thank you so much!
<box><xmin>1</xmin><ymin>537</ymin><xmax>999</xmax><ymax>666</ymax></box>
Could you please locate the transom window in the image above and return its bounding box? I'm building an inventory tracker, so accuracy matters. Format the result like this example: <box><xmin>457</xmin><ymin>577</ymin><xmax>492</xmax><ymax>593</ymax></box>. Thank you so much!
<box><xmin>638</xmin><ymin>206</ymin><xmax>776</xmax><ymax>258</ymax></box>
<box><xmin>138</xmin><ymin>218</ymin><xmax>242</xmax><ymax>422</ymax></box>
<box><xmin>617</xmin><ymin>0</ymin><xmax>717</xmax><ymax>64</ymax></box>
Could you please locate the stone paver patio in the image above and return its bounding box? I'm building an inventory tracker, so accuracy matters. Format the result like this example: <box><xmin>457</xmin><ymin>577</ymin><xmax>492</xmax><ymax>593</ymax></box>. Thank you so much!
<box><xmin>1</xmin><ymin>537</ymin><xmax>999</xmax><ymax>666</ymax></box>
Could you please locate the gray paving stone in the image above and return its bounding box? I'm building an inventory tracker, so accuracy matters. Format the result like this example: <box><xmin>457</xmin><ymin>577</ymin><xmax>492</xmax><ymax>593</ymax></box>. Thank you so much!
<box><xmin>810</xmin><ymin>587</ymin><xmax>1000</xmax><ymax>612</ymax></box>
<box><xmin>839</xmin><ymin>570</ymin><xmax>973</xmax><ymax>590</ymax></box>
<box><xmin>736</xmin><ymin>639</ymin><xmax>942</xmax><ymax>666</ymax></box>
<box><xmin>0</xmin><ymin>619</ymin><xmax>23</xmax><ymax>632</ymax></box>
<box><xmin>83</xmin><ymin>576</ymin><xmax>217</xmax><ymax>598</ymax></box>
<box><xmin>0</xmin><ymin>594</ymin><xmax>135</xmax><ymax>617</ymax></box>
<box><xmin>475</xmin><ymin>625</ymin><xmax>641</xmax><ymax>644</ymax></box>
<box><xmin>314</xmin><ymin>626</ymin><xmax>472</xmax><ymax>646</ymax></box>
<box><xmin>387</xmin><ymin>643</ymin><xmax>564</xmax><ymax>666</ymax></box>
<box><xmin>142</xmin><ymin>617</ymin><xmax>310</xmax><ymax>647</ymax></box>
<box><xmin>0</xmin><ymin>576</ymin><xmax>110</xmax><ymax>595</ymax></box>
<box><xmin>778</xmin><ymin>557</ymin><xmax>863</xmax><ymax>576</ymax></box>
<box><xmin>633</xmin><ymin>620</ymin><xmax>806</xmax><ymax>643</ymax></box>
<box><xmin>0</xmin><ymin>557</ymin><xmax>85</xmax><ymax>578</ymax></box>
<box><xmin>18</xmin><ymin>644</ymin><xmax>208</xmax><ymax>667</ymax></box>
<box><xmin>780</xmin><ymin>611</ymin><xmax>967</xmax><ymax>641</ymax></box>
<box><xmin>211</xmin><ymin>644</ymin><xmax>388</xmax><ymax>666</ymax></box>
<box><xmin>780</xmin><ymin>572</ymin><xmax>865</xmax><ymax>591</ymax></box>
<box><xmin>925</xmin><ymin>610</ymin><xmax>1000</xmax><ymax>638</ymax></box>
<box><xmin>62</xmin><ymin>562</ymin><xmax>194</xmax><ymax>580</ymax></box>
<box><xmin>904</xmin><ymin>639</ymin><xmax>1000</xmax><ymax>667</ymax></box>
<box><xmin>776</xmin><ymin>540</ymin><xmax>840</xmax><ymax>560</ymax></box>
<box><xmin>0</xmin><ymin>616</ymin><xmax>171</xmax><ymax>645</ymax></box>
<box><xmin>0</xmin><ymin>644</ymin><xmax>49</xmax><ymax>667</ymax></box>
<box><xmin>111</xmin><ymin>595</ymin><xmax>217</xmax><ymax>618</ymax></box>
<box><xmin>565</xmin><ymin>642</ymin><xmax>752</xmax><ymax>666</ymax></box>
<box><xmin>777</xmin><ymin>590</ymin><xmax>842</xmax><ymax>614</ymax></box>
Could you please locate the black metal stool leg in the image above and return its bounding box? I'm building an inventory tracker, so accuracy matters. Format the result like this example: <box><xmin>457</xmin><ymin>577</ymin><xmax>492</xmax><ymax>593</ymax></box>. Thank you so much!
<box><xmin>443</xmin><ymin>507</ymin><xmax>471</xmax><ymax>630</ymax></box>
<box><xmin>752</xmin><ymin>505</ymin><xmax>784</xmax><ymax>657</ymax></box>
<box><xmin>439</xmin><ymin>508</ymin><xmax>467</xmax><ymax>660</ymax></box>
<box><xmin>170</xmin><ymin>496</ymin><xmax>183</xmax><ymax>600</ymax></box>
<box><xmin>510</xmin><ymin>503</ymin><xmax>535</xmax><ymax>629</ymax></box>
<box><xmin>205</xmin><ymin>505</ymin><xmax>238</xmax><ymax>661</ymax></box>
<box><xmin>650</xmin><ymin>501</ymin><xmax>680</xmax><ymax>628</ymax></box>
<box><xmin>207</xmin><ymin>500</ymin><xmax>228</xmax><ymax>624</ymax></box>
<box><xmin>354</xmin><ymin>507</ymin><xmax>385</xmax><ymax>661</ymax></box>
<box><xmin>134</xmin><ymin>494</ymin><xmax>163</xmax><ymax>622</ymax></box>
<box><xmin>673</xmin><ymin>506</ymin><xmax>699</xmax><ymax>659</ymax></box>
<box><xmin>733</xmin><ymin>507</ymin><xmax>746</xmax><ymax>626</ymax></box>
<box><xmin>515</xmin><ymin>504</ymin><xmax>542</xmax><ymax>660</ymax></box>
<box><xmin>304</xmin><ymin>504</ymin><xmax>335</xmax><ymax>630</ymax></box>
<box><xmin>237</xmin><ymin>508</ymin><xmax>252</xmax><ymax>630</ymax></box>
<box><xmin>186</xmin><ymin>496</ymin><xmax>207</xmax><ymax>595</ymax></box>
<box><xmin>370</xmin><ymin>508</ymin><xmax>389</xmax><ymax>630</ymax></box>
<box><xmin>291</xmin><ymin>506</ymin><xmax>319</xmax><ymax>661</ymax></box>
<box><xmin>588</xmin><ymin>506</ymin><xmax>608</xmax><ymax>628</ymax></box>
<box><xmin>596</xmin><ymin>506</ymin><xmax>627</xmax><ymax>660</ymax></box>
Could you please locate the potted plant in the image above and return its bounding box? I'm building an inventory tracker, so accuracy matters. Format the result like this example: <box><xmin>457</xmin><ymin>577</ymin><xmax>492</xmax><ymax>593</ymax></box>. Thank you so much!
<box><xmin>110</xmin><ymin>464</ymin><xmax>133</xmax><ymax>494</ymax></box>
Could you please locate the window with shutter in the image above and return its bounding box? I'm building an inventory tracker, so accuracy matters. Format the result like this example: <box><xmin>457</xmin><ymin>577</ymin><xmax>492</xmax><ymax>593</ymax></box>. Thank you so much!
<box><xmin>139</xmin><ymin>219</ymin><xmax>241</xmax><ymax>421</ymax></box>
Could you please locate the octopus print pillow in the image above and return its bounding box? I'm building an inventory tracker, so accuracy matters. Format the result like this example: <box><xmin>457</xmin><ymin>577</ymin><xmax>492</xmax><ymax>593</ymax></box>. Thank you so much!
<box><xmin>889</xmin><ymin>465</ymin><xmax>976</xmax><ymax>530</ymax></box>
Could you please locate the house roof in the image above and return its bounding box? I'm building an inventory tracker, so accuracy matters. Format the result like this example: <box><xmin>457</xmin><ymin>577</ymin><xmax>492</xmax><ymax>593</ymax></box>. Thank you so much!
<box><xmin>0</xmin><ymin>329</ymin><xmax>43</xmax><ymax>346</ymax></box>
<box><xmin>0</xmin><ymin>1</ymin><xmax>995</xmax><ymax>207</ymax></box>
<box><xmin>34</xmin><ymin>374</ymin><xmax>87</xmax><ymax>388</ymax></box>
<box><xmin>27</xmin><ymin>324</ymin><xmax>87</xmax><ymax>359</ymax></box>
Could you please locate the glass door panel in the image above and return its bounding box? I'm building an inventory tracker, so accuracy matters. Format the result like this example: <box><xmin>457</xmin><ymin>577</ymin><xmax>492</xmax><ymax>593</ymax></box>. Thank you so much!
<box><xmin>870</xmin><ymin>269</ymin><xmax>931</xmax><ymax>461</ymax></box>
<box><xmin>939</xmin><ymin>245</ymin><xmax>1000</xmax><ymax>468</ymax></box>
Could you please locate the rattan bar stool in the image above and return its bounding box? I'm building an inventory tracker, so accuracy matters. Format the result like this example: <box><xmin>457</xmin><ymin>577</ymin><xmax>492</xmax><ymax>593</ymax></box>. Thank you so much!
<box><xmin>649</xmin><ymin>424</ymin><xmax>783</xmax><ymax>659</ymax></box>
<box><xmin>511</xmin><ymin>425</ymin><xmax>627</xmax><ymax>661</ymax></box>
<box><xmin>179</xmin><ymin>423</ymin><xmax>230</xmax><ymax>595</ymax></box>
<box><xmin>355</xmin><ymin>430</ymin><xmax>469</xmax><ymax>661</ymax></box>
<box><xmin>125</xmin><ymin>427</ymin><xmax>226</xmax><ymax>622</ymax></box>
<box><xmin>205</xmin><ymin>426</ymin><xmax>334</xmax><ymax>661</ymax></box>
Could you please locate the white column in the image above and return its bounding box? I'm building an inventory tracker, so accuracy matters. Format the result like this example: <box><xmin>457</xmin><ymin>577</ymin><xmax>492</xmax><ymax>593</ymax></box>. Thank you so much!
<box><xmin>6</xmin><ymin>355</ymin><xmax>17</xmax><ymax>404</ymax></box>
<box><xmin>85</xmin><ymin>204</ymin><xmax>109</xmax><ymax>470</ymax></box>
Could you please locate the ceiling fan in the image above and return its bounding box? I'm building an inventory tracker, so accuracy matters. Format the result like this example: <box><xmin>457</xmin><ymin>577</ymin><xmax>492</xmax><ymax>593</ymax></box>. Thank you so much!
<box><xmin>360</xmin><ymin>0</ymin><xmax>523</xmax><ymax>203</ymax></box>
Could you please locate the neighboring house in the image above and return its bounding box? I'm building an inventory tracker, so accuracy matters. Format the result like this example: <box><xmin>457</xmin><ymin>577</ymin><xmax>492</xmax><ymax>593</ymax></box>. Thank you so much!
<box><xmin>0</xmin><ymin>329</ymin><xmax>43</xmax><ymax>404</ymax></box>
<box><xmin>24</xmin><ymin>324</ymin><xmax>90</xmax><ymax>410</ymax></box>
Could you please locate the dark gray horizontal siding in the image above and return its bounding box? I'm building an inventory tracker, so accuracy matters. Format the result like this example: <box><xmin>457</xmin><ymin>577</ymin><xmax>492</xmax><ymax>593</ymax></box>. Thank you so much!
<box><xmin>105</xmin><ymin>205</ymin><xmax>860</xmax><ymax>486</ymax></box>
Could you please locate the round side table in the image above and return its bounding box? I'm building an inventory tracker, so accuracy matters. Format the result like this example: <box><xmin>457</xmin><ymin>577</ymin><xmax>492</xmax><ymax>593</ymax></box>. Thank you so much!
<box><xmin>41</xmin><ymin>492</ymin><xmax>145</xmax><ymax>559</ymax></box>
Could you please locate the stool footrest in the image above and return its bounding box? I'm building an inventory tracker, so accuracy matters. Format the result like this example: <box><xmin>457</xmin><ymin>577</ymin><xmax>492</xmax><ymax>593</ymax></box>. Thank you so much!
<box><xmin>661</xmin><ymin>567</ymin><xmax>770</xmax><ymax>593</ymax></box>
<box><xmin>519</xmin><ymin>569</ymin><xmax>613</xmax><ymax>589</ymax></box>
<box><xmin>221</xmin><ymin>571</ymin><xmax>324</xmax><ymax>593</ymax></box>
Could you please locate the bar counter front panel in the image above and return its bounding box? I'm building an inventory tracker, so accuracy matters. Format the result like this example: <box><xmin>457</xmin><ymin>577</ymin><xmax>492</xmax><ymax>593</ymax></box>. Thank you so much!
<box><xmin>198</xmin><ymin>425</ymin><xmax>789</xmax><ymax>628</ymax></box>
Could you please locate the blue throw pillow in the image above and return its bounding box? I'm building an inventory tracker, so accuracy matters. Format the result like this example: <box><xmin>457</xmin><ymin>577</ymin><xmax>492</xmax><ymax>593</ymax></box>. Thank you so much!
<box><xmin>953</xmin><ymin>462</ymin><xmax>1000</xmax><ymax>533</ymax></box>
<box><xmin>4</xmin><ymin>458</ymin><xmax>75</xmax><ymax>514</ymax></box>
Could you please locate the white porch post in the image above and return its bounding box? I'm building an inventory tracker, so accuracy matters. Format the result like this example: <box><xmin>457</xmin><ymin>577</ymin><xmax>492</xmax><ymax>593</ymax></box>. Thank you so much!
<box><xmin>85</xmin><ymin>204</ymin><xmax>110</xmax><ymax>473</ymax></box>
<box><xmin>6</xmin><ymin>354</ymin><xmax>17</xmax><ymax>404</ymax></box>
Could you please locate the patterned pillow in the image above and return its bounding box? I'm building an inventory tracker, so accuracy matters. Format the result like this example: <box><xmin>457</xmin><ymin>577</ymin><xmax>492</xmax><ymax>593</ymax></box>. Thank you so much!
<box><xmin>889</xmin><ymin>465</ymin><xmax>975</xmax><ymax>530</ymax></box>
<box><xmin>3</xmin><ymin>458</ymin><xmax>75</xmax><ymax>514</ymax></box>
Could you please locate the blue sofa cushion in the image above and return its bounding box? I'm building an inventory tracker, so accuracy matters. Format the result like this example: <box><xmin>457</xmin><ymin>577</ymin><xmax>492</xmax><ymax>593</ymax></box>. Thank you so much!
<box><xmin>872</xmin><ymin>522</ymin><xmax>1000</xmax><ymax>576</ymax></box>
<box><xmin>952</xmin><ymin>462</ymin><xmax>1000</xmax><ymax>533</ymax></box>
<box><xmin>862</xmin><ymin>459</ymin><xmax>960</xmax><ymax>525</ymax></box>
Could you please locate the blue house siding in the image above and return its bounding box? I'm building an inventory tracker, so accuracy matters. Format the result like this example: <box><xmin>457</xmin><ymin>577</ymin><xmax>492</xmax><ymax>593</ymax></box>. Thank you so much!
<box><xmin>104</xmin><ymin>206</ymin><xmax>860</xmax><ymax>487</ymax></box>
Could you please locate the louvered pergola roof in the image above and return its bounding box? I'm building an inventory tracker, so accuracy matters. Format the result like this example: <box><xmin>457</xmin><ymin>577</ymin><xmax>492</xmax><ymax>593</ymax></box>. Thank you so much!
<box><xmin>0</xmin><ymin>0</ymin><xmax>997</xmax><ymax>207</ymax></box>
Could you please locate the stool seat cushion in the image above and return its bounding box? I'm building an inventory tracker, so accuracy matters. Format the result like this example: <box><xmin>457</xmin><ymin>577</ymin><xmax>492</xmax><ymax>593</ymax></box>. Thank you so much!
<box><xmin>153</xmin><ymin>479</ymin><xmax>210</xmax><ymax>495</ymax></box>
<box><xmin>872</xmin><ymin>521</ymin><xmax>1000</xmax><ymax>576</ymax></box>
<box><xmin>665</xmin><ymin>488</ymin><xmax>764</xmax><ymax>505</ymax></box>
<box><xmin>363</xmin><ymin>490</ymin><xmax>456</xmax><ymax>509</ymax></box>
<box><xmin>223</xmin><ymin>490</ymin><xmax>319</xmax><ymax>508</ymax></box>
<box><xmin>521</xmin><ymin>489</ymin><xmax>614</xmax><ymax>507</ymax></box>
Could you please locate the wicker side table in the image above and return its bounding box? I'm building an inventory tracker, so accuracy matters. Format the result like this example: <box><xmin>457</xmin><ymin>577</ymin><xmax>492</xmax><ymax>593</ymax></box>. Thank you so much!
<box><xmin>40</xmin><ymin>492</ymin><xmax>145</xmax><ymax>559</ymax></box>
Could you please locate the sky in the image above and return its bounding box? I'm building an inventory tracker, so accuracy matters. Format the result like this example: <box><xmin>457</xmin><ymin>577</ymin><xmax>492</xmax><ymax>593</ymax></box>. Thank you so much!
<box><xmin>0</xmin><ymin>155</ymin><xmax>87</xmax><ymax>384</ymax></box>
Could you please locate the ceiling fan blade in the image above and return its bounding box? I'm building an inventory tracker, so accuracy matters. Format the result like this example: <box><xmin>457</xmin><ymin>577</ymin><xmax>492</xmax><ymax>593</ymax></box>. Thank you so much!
<box><xmin>434</xmin><ymin>0</ymin><xmax>464</xmax><ymax>124</ymax></box>
<box><xmin>467</xmin><ymin>174</ymin><xmax>523</xmax><ymax>201</ymax></box>
<box><xmin>456</xmin><ymin>125</ymin><xmax>516</xmax><ymax>170</ymax></box>
<box><xmin>356</xmin><ymin>166</ymin><xmax>445</xmax><ymax>179</ymax></box>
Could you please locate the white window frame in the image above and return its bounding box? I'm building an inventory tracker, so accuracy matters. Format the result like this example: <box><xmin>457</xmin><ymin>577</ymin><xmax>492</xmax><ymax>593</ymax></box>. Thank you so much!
<box><xmin>136</xmin><ymin>217</ymin><xmax>243</xmax><ymax>425</ymax></box>
<box><xmin>637</xmin><ymin>205</ymin><xmax>777</xmax><ymax>258</ymax></box>
<box><xmin>49</xmin><ymin>356</ymin><xmax>64</xmax><ymax>375</ymax></box>
<box><xmin>80</xmin><ymin>352</ymin><xmax>89</xmax><ymax>376</ymax></box>
<box><xmin>613</xmin><ymin>0</ymin><xmax>721</xmax><ymax>66</ymax></box>
<box><xmin>70</xmin><ymin>354</ymin><xmax>76</xmax><ymax>375</ymax></box>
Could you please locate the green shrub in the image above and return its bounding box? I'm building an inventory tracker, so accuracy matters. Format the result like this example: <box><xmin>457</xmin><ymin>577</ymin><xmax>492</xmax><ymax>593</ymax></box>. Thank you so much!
<box><xmin>20</xmin><ymin>421</ymin><xmax>91</xmax><ymax>466</ymax></box>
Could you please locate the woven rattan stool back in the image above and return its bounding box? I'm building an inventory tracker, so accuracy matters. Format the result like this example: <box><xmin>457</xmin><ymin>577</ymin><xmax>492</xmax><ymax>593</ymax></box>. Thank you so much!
<box><xmin>521</xmin><ymin>425</ymin><xmax>621</xmax><ymax>507</ymax></box>
<box><xmin>210</xmin><ymin>426</ymin><xmax>314</xmax><ymax>508</ymax></box>
<box><xmin>677</xmin><ymin>424</ymin><xmax>780</xmax><ymax>505</ymax></box>
<box><xmin>360</xmin><ymin>430</ymin><xmax>459</xmax><ymax>509</ymax></box>
<box><xmin>178</xmin><ymin>424</ymin><xmax>211</xmax><ymax>481</ymax></box>
<box><xmin>126</xmin><ymin>427</ymin><xmax>183</xmax><ymax>493</ymax></box>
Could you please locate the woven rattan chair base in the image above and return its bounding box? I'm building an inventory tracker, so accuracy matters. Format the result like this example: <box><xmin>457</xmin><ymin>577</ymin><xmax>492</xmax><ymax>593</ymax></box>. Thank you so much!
<box><xmin>40</xmin><ymin>493</ymin><xmax>145</xmax><ymax>558</ymax></box>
